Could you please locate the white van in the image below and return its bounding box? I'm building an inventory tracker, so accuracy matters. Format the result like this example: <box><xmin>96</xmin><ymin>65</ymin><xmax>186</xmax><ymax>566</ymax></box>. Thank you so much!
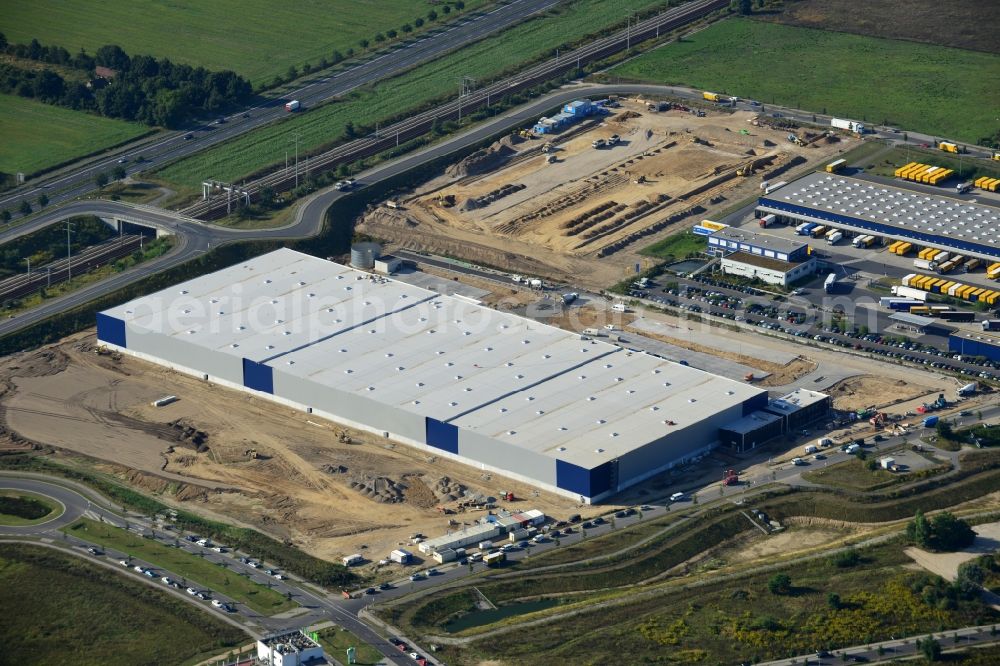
<box><xmin>669</xmin><ymin>492</ymin><xmax>685</xmax><ymax>502</ymax></box>
<box><xmin>803</xmin><ymin>444</ymin><xmax>818</xmax><ymax>455</ymax></box>
<box><xmin>612</xmin><ymin>303</ymin><xmax>627</xmax><ymax>313</ymax></box>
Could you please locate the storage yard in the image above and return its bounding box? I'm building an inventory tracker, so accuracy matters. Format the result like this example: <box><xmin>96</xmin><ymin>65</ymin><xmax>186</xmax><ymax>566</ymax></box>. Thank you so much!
<box><xmin>358</xmin><ymin>98</ymin><xmax>851</xmax><ymax>287</ymax></box>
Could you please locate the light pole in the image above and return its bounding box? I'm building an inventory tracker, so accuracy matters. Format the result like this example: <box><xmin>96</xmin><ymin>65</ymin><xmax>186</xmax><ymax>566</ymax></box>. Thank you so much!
<box><xmin>24</xmin><ymin>257</ymin><xmax>29</xmax><ymax>277</ymax></box>
<box><xmin>65</xmin><ymin>221</ymin><xmax>75</xmax><ymax>281</ymax></box>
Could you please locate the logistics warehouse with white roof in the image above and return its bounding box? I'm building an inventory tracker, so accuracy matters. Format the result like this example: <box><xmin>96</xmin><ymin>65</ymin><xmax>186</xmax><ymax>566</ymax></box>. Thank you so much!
<box><xmin>95</xmin><ymin>249</ymin><xmax>773</xmax><ymax>503</ymax></box>
<box><xmin>757</xmin><ymin>172</ymin><xmax>1000</xmax><ymax>261</ymax></box>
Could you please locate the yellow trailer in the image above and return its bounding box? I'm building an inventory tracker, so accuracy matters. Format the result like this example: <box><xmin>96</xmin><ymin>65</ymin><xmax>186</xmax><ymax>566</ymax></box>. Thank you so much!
<box><xmin>939</xmin><ymin>141</ymin><xmax>959</xmax><ymax>153</ymax></box>
<box><xmin>906</xmin><ymin>165</ymin><xmax>929</xmax><ymax>181</ymax></box>
<box><xmin>968</xmin><ymin>288</ymin><xmax>987</xmax><ymax>301</ymax></box>
<box><xmin>920</xmin><ymin>167</ymin><xmax>941</xmax><ymax>184</ymax></box>
<box><xmin>988</xmin><ymin>264</ymin><xmax>1000</xmax><ymax>279</ymax></box>
<box><xmin>703</xmin><ymin>91</ymin><xmax>721</xmax><ymax>102</ymax></box>
<box><xmin>958</xmin><ymin>285</ymin><xmax>978</xmax><ymax>299</ymax></box>
<box><xmin>929</xmin><ymin>169</ymin><xmax>953</xmax><ymax>185</ymax></box>
<box><xmin>888</xmin><ymin>241</ymin><xmax>903</xmax><ymax>254</ymax></box>
<box><xmin>985</xmin><ymin>178</ymin><xmax>1000</xmax><ymax>193</ymax></box>
<box><xmin>896</xmin><ymin>242</ymin><xmax>913</xmax><ymax>255</ymax></box>
<box><xmin>895</xmin><ymin>162</ymin><xmax>918</xmax><ymax>178</ymax></box>
<box><xmin>984</xmin><ymin>291</ymin><xmax>999</xmax><ymax>306</ymax></box>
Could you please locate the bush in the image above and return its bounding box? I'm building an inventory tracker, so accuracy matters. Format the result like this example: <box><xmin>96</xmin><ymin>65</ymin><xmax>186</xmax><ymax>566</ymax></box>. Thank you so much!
<box><xmin>831</xmin><ymin>549</ymin><xmax>861</xmax><ymax>568</ymax></box>
<box><xmin>768</xmin><ymin>573</ymin><xmax>791</xmax><ymax>595</ymax></box>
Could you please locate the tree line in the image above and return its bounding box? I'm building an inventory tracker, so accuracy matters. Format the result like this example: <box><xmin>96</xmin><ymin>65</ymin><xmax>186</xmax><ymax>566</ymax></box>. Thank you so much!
<box><xmin>0</xmin><ymin>33</ymin><xmax>251</xmax><ymax>127</ymax></box>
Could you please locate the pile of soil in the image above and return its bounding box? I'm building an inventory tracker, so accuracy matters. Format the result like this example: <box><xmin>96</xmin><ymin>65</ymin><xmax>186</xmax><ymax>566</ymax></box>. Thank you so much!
<box><xmin>446</xmin><ymin>141</ymin><xmax>517</xmax><ymax>179</ymax></box>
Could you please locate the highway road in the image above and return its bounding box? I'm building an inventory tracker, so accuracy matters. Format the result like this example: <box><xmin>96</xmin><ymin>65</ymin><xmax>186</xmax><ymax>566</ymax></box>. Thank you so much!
<box><xmin>0</xmin><ymin>473</ymin><xmax>429</xmax><ymax>665</ymax></box>
<box><xmin>0</xmin><ymin>0</ymin><xmax>562</xmax><ymax>221</ymax></box>
<box><xmin>0</xmin><ymin>82</ymin><xmax>774</xmax><ymax>339</ymax></box>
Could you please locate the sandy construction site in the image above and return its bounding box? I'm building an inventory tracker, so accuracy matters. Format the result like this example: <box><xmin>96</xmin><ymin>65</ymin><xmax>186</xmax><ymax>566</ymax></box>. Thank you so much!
<box><xmin>0</xmin><ymin>334</ymin><xmax>584</xmax><ymax>563</ymax></box>
<box><xmin>359</xmin><ymin>99</ymin><xmax>853</xmax><ymax>288</ymax></box>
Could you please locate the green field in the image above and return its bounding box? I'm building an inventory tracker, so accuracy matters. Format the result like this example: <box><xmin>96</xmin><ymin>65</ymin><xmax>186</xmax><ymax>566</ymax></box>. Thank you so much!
<box><xmin>317</xmin><ymin>626</ymin><xmax>383</xmax><ymax>665</ymax></box>
<box><xmin>64</xmin><ymin>518</ymin><xmax>296</xmax><ymax>615</ymax></box>
<box><xmin>0</xmin><ymin>93</ymin><xmax>149</xmax><ymax>176</ymax></box>
<box><xmin>0</xmin><ymin>0</ymin><xmax>486</xmax><ymax>87</ymax></box>
<box><xmin>609</xmin><ymin>19</ymin><xmax>1000</xmax><ymax>143</ymax></box>
<box><xmin>0</xmin><ymin>543</ymin><xmax>246</xmax><ymax>666</ymax></box>
<box><xmin>640</xmin><ymin>230</ymin><xmax>707</xmax><ymax>260</ymax></box>
<box><xmin>154</xmin><ymin>0</ymin><xmax>677</xmax><ymax>191</ymax></box>
<box><xmin>435</xmin><ymin>541</ymin><xmax>995</xmax><ymax>664</ymax></box>
<box><xmin>0</xmin><ymin>489</ymin><xmax>63</xmax><ymax>526</ymax></box>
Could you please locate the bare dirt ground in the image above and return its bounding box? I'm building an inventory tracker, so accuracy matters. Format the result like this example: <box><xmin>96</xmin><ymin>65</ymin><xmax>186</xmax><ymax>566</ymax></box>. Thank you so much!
<box><xmin>827</xmin><ymin>375</ymin><xmax>941</xmax><ymax>412</ymax></box>
<box><xmin>0</xmin><ymin>333</ymin><xmax>587</xmax><ymax>563</ymax></box>
<box><xmin>359</xmin><ymin>100</ymin><xmax>852</xmax><ymax>289</ymax></box>
<box><xmin>722</xmin><ymin>524</ymin><xmax>854</xmax><ymax>564</ymax></box>
<box><xmin>620</xmin><ymin>317</ymin><xmax>817</xmax><ymax>385</ymax></box>
<box><xmin>758</xmin><ymin>0</ymin><xmax>999</xmax><ymax>54</ymax></box>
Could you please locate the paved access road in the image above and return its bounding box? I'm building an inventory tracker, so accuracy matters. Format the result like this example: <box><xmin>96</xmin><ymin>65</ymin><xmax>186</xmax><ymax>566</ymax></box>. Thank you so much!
<box><xmin>0</xmin><ymin>0</ymin><xmax>562</xmax><ymax>222</ymax></box>
<box><xmin>0</xmin><ymin>473</ymin><xmax>429</xmax><ymax>665</ymax></box>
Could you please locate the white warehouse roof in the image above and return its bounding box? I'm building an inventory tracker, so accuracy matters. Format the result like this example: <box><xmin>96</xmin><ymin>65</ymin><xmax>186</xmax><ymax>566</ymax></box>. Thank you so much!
<box><xmin>99</xmin><ymin>249</ymin><xmax>765</xmax><ymax>489</ymax></box>
<box><xmin>765</xmin><ymin>172</ymin><xmax>1000</xmax><ymax>250</ymax></box>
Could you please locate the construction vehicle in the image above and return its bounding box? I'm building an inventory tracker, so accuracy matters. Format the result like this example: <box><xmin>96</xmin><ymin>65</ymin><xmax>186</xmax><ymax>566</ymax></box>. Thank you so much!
<box><xmin>437</xmin><ymin>193</ymin><xmax>456</xmax><ymax>207</ymax></box>
<box><xmin>337</xmin><ymin>430</ymin><xmax>353</xmax><ymax>444</ymax></box>
<box><xmin>736</xmin><ymin>162</ymin><xmax>755</xmax><ymax>177</ymax></box>
<box><xmin>541</xmin><ymin>142</ymin><xmax>554</xmax><ymax>153</ymax></box>
<box><xmin>500</xmin><ymin>491</ymin><xmax>515</xmax><ymax>502</ymax></box>
<box><xmin>869</xmin><ymin>412</ymin><xmax>888</xmax><ymax>428</ymax></box>
<box><xmin>722</xmin><ymin>469</ymin><xmax>739</xmax><ymax>486</ymax></box>
<box><xmin>244</xmin><ymin>449</ymin><xmax>258</xmax><ymax>459</ymax></box>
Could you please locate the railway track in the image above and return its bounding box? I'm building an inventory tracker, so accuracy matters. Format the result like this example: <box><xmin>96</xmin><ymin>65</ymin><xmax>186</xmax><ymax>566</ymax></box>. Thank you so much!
<box><xmin>0</xmin><ymin>235</ymin><xmax>145</xmax><ymax>302</ymax></box>
<box><xmin>182</xmin><ymin>0</ymin><xmax>729</xmax><ymax>220</ymax></box>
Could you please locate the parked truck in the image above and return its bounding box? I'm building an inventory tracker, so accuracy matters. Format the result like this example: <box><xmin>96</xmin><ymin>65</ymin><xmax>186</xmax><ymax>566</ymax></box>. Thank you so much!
<box><xmin>831</xmin><ymin>118</ymin><xmax>865</xmax><ymax>133</ymax></box>
<box><xmin>826</xmin><ymin>231</ymin><xmax>843</xmax><ymax>244</ymax></box>
<box><xmin>284</xmin><ymin>100</ymin><xmax>300</xmax><ymax>112</ymax></box>
<box><xmin>758</xmin><ymin>213</ymin><xmax>776</xmax><ymax>228</ymax></box>
<box><xmin>810</xmin><ymin>225</ymin><xmax>828</xmax><ymax>238</ymax></box>
<box><xmin>891</xmin><ymin>285</ymin><xmax>928</xmax><ymax>301</ymax></box>
<box><xmin>983</xmin><ymin>320</ymin><xmax>1000</xmax><ymax>332</ymax></box>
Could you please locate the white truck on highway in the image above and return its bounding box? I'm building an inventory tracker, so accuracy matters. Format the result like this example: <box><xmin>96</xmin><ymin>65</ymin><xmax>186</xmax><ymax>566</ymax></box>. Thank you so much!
<box><xmin>284</xmin><ymin>100</ymin><xmax>301</xmax><ymax>112</ymax></box>
<box><xmin>831</xmin><ymin>118</ymin><xmax>865</xmax><ymax>133</ymax></box>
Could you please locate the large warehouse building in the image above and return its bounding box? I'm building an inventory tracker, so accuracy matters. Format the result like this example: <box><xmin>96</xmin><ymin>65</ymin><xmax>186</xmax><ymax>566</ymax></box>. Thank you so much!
<box><xmin>96</xmin><ymin>249</ymin><xmax>769</xmax><ymax>503</ymax></box>
<box><xmin>757</xmin><ymin>173</ymin><xmax>1000</xmax><ymax>261</ymax></box>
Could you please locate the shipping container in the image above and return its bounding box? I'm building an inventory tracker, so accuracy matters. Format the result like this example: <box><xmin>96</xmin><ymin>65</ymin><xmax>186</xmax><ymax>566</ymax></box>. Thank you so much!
<box><xmin>964</xmin><ymin>258</ymin><xmax>980</xmax><ymax>271</ymax></box>
<box><xmin>938</xmin><ymin>311</ymin><xmax>975</xmax><ymax>322</ymax></box>
<box><xmin>908</xmin><ymin>306</ymin><xmax>931</xmax><ymax>315</ymax></box>
<box><xmin>900</xmin><ymin>274</ymin><xmax>917</xmax><ymax>288</ymax></box>
<box><xmin>483</xmin><ymin>551</ymin><xmax>506</xmax><ymax>566</ymax></box>
<box><xmin>895</xmin><ymin>162</ymin><xmax>918</xmax><ymax>178</ymax></box>
<box><xmin>895</xmin><ymin>242</ymin><xmax>913</xmax><ymax>255</ymax></box>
